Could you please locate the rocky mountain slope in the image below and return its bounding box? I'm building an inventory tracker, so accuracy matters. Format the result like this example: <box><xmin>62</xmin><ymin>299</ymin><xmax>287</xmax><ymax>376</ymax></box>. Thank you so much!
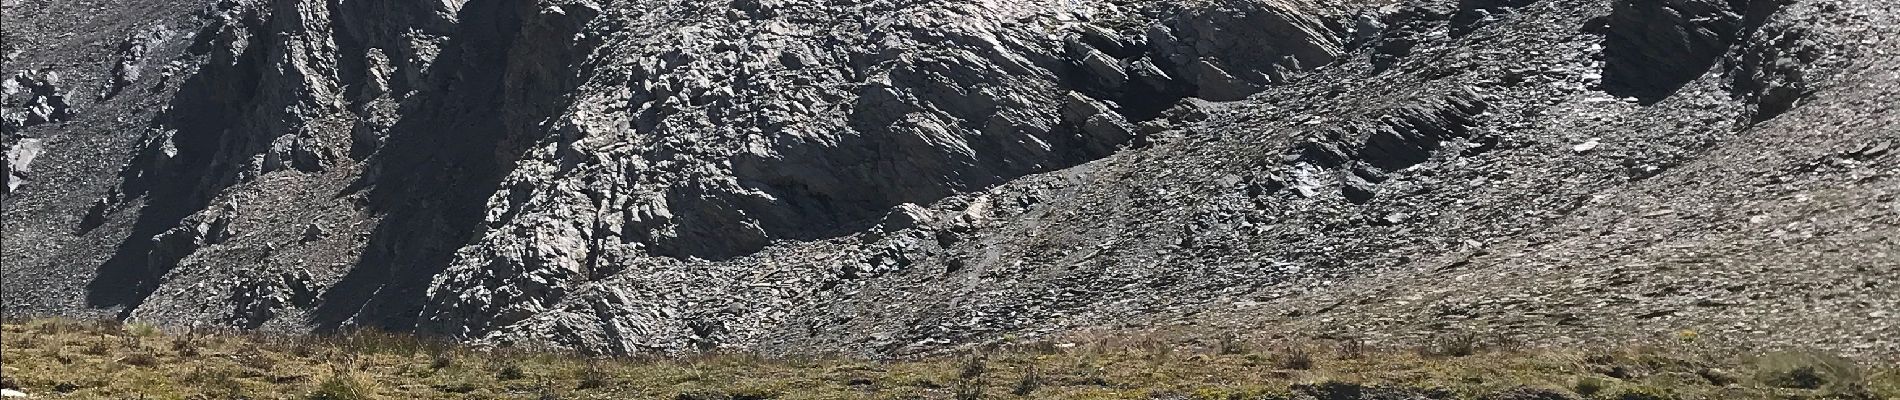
<box><xmin>4</xmin><ymin>0</ymin><xmax>1896</xmax><ymax>358</ymax></box>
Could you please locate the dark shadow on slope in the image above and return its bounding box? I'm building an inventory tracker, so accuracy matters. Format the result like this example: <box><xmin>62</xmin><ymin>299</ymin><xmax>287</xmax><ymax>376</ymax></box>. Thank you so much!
<box><xmin>309</xmin><ymin>0</ymin><xmax>562</xmax><ymax>332</ymax></box>
<box><xmin>85</xmin><ymin>18</ymin><xmax>271</xmax><ymax>313</ymax></box>
<box><xmin>1600</xmin><ymin>0</ymin><xmax>1779</xmax><ymax>104</ymax></box>
<box><xmin>1599</xmin><ymin>0</ymin><xmax>1735</xmax><ymax>103</ymax></box>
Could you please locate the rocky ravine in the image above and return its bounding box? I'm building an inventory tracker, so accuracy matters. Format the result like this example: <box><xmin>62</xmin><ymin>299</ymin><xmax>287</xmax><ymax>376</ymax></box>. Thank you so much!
<box><xmin>4</xmin><ymin>0</ymin><xmax>1896</xmax><ymax>358</ymax></box>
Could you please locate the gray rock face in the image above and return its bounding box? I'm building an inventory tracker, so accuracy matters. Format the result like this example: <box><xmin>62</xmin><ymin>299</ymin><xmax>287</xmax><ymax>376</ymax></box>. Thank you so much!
<box><xmin>2</xmin><ymin>70</ymin><xmax>77</xmax><ymax>135</ymax></box>
<box><xmin>409</xmin><ymin>0</ymin><xmax>1347</xmax><ymax>340</ymax></box>
<box><xmin>3</xmin><ymin>0</ymin><xmax>1348</xmax><ymax>345</ymax></box>
<box><xmin>1156</xmin><ymin>0</ymin><xmax>1344</xmax><ymax>100</ymax></box>
<box><xmin>3</xmin><ymin>138</ymin><xmax>44</xmax><ymax>192</ymax></box>
<box><xmin>6</xmin><ymin>0</ymin><xmax>1898</xmax><ymax>360</ymax></box>
<box><xmin>103</xmin><ymin>26</ymin><xmax>173</xmax><ymax>99</ymax></box>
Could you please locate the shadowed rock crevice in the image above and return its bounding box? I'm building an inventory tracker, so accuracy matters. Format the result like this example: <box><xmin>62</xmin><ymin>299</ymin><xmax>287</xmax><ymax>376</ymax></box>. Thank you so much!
<box><xmin>86</xmin><ymin>3</ymin><xmax>277</xmax><ymax>312</ymax></box>
<box><xmin>1600</xmin><ymin>0</ymin><xmax>1782</xmax><ymax>104</ymax></box>
<box><xmin>313</xmin><ymin>0</ymin><xmax>595</xmax><ymax>333</ymax></box>
<box><xmin>1725</xmin><ymin>0</ymin><xmax>1816</xmax><ymax>123</ymax></box>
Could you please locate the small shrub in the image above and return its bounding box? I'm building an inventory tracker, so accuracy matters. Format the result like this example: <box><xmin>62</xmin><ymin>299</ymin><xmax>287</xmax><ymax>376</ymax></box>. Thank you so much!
<box><xmin>33</xmin><ymin>318</ymin><xmax>86</xmax><ymax>335</ymax></box>
<box><xmin>309</xmin><ymin>366</ymin><xmax>377</xmax><ymax>400</ymax></box>
<box><xmin>537</xmin><ymin>380</ymin><xmax>564</xmax><ymax>400</ymax></box>
<box><xmin>434</xmin><ymin>381</ymin><xmax>479</xmax><ymax>394</ymax></box>
<box><xmin>730</xmin><ymin>384</ymin><xmax>785</xmax><ymax>400</ymax></box>
<box><xmin>958</xmin><ymin>353</ymin><xmax>987</xmax><ymax>381</ymax></box>
<box><xmin>1216</xmin><ymin>333</ymin><xmax>1249</xmax><ymax>355</ymax></box>
<box><xmin>289</xmin><ymin>336</ymin><xmax>320</xmax><ymax>358</ymax></box>
<box><xmin>120</xmin><ymin>351</ymin><xmax>161</xmax><ymax>367</ymax></box>
<box><xmin>1190</xmin><ymin>387</ymin><xmax>1284</xmax><ymax>400</ymax></box>
<box><xmin>1272</xmin><ymin>345</ymin><xmax>1315</xmax><ymax>370</ymax></box>
<box><xmin>81</xmin><ymin>337</ymin><xmax>112</xmax><ymax>356</ymax></box>
<box><xmin>87</xmin><ymin>317</ymin><xmax>127</xmax><ymax>335</ymax></box>
<box><xmin>497</xmin><ymin>362</ymin><xmax>528</xmax><ymax>380</ymax></box>
<box><xmin>1754</xmin><ymin>350</ymin><xmax>1863</xmax><ymax>391</ymax></box>
<box><xmin>339</xmin><ymin>328</ymin><xmax>426</xmax><ymax>356</ymax></box>
<box><xmin>577</xmin><ymin>360</ymin><xmax>611</xmax><ymax>389</ymax></box>
<box><xmin>1072</xmin><ymin>358</ymin><xmax>1110</xmax><ymax>386</ymax></box>
<box><xmin>674</xmin><ymin>390</ymin><xmax>726</xmax><ymax>400</ymax></box>
<box><xmin>1419</xmin><ymin>332</ymin><xmax>1483</xmax><ymax>358</ymax></box>
<box><xmin>326</xmin><ymin>349</ymin><xmax>363</xmax><ymax>371</ymax></box>
<box><xmin>128</xmin><ymin>322</ymin><xmax>161</xmax><ymax>337</ymax></box>
<box><xmin>1244</xmin><ymin>353</ymin><xmax>1269</xmax><ymax>367</ymax></box>
<box><xmin>1487</xmin><ymin>387</ymin><xmax>1579</xmax><ymax>400</ymax></box>
<box><xmin>1022</xmin><ymin>339</ymin><xmax>1063</xmax><ymax>355</ymax></box>
<box><xmin>1491</xmin><ymin>334</ymin><xmax>1526</xmax><ymax>353</ymax></box>
<box><xmin>235</xmin><ymin>345</ymin><xmax>277</xmax><ymax>372</ymax></box>
<box><xmin>119</xmin><ymin>332</ymin><xmax>144</xmax><ymax>350</ymax></box>
<box><xmin>1136</xmin><ymin>336</ymin><xmax>1176</xmax><ymax>361</ymax></box>
<box><xmin>47</xmin><ymin>347</ymin><xmax>75</xmax><ymax>364</ymax></box>
<box><xmin>427</xmin><ymin>345</ymin><xmax>456</xmax><ymax>370</ymax></box>
<box><xmin>1611</xmin><ymin>385</ymin><xmax>1672</xmax><ymax>400</ymax></box>
<box><xmin>954</xmin><ymin>377</ymin><xmax>988</xmax><ymax>400</ymax></box>
<box><xmin>171</xmin><ymin>328</ymin><xmax>204</xmax><ymax>357</ymax></box>
<box><xmin>1674</xmin><ymin>329</ymin><xmax>1700</xmax><ymax>343</ymax></box>
<box><xmin>1336</xmin><ymin>339</ymin><xmax>1367</xmax><ymax>360</ymax></box>
<box><xmin>1574</xmin><ymin>376</ymin><xmax>1610</xmax><ymax>397</ymax></box>
<box><xmin>11</xmin><ymin>332</ymin><xmax>41</xmax><ymax>350</ymax></box>
<box><xmin>955</xmin><ymin>353</ymin><xmax>988</xmax><ymax>400</ymax></box>
<box><xmin>185</xmin><ymin>365</ymin><xmax>248</xmax><ymax>398</ymax></box>
<box><xmin>489</xmin><ymin>345</ymin><xmax>539</xmax><ymax>380</ymax></box>
<box><xmin>1011</xmin><ymin>365</ymin><xmax>1042</xmax><ymax>396</ymax></box>
<box><xmin>670</xmin><ymin>385</ymin><xmax>782</xmax><ymax>400</ymax></box>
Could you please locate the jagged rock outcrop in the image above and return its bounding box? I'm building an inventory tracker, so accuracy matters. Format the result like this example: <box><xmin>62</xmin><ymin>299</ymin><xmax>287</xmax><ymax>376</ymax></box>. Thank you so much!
<box><xmin>1154</xmin><ymin>0</ymin><xmax>1345</xmax><ymax>101</ymax></box>
<box><xmin>410</xmin><ymin>0</ymin><xmax>1349</xmax><ymax>340</ymax></box>
<box><xmin>1</xmin><ymin>70</ymin><xmax>77</xmax><ymax>136</ymax></box>
<box><xmin>6</xmin><ymin>0</ymin><xmax>1355</xmax><ymax>343</ymax></box>
<box><xmin>5</xmin><ymin>0</ymin><xmax>1897</xmax><ymax>359</ymax></box>
<box><xmin>1285</xmin><ymin>89</ymin><xmax>1491</xmax><ymax>202</ymax></box>
<box><xmin>2</xmin><ymin>138</ymin><xmax>44</xmax><ymax>193</ymax></box>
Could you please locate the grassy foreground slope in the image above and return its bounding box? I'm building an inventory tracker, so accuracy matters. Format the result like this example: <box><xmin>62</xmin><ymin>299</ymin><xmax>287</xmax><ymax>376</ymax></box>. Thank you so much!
<box><xmin>0</xmin><ymin>319</ymin><xmax>1894</xmax><ymax>399</ymax></box>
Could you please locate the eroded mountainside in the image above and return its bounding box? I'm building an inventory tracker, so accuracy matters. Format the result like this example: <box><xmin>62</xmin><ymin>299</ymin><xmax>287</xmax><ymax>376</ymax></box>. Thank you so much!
<box><xmin>4</xmin><ymin>0</ymin><xmax>1896</xmax><ymax>357</ymax></box>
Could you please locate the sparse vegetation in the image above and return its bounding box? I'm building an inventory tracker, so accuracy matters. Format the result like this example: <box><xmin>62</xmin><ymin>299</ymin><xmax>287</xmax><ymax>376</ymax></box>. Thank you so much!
<box><xmin>1011</xmin><ymin>364</ymin><xmax>1045</xmax><ymax>396</ymax></box>
<box><xmin>118</xmin><ymin>350</ymin><xmax>159</xmax><ymax>367</ymax></box>
<box><xmin>1269</xmin><ymin>344</ymin><xmax>1316</xmax><ymax>370</ymax></box>
<box><xmin>1419</xmin><ymin>332</ymin><xmax>1486</xmax><ymax>358</ymax></box>
<box><xmin>309</xmin><ymin>365</ymin><xmax>377</xmax><ymax>400</ymax></box>
<box><xmin>1753</xmin><ymin>350</ymin><xmax>1872</xmax><ymax>396</ymax></box>
<box><xmin>953</xmin><ymin>352</ymin><xmax>988</xmax><ymax>400</ymax></box>
<box><xmin>576</xmin><ymin>359</ymin><xmax>611</xmax><ymax>390</ymax></box>
<box><xmin>425</xmin><ymin>342</ymin><xmax>456</xmax><ymax>370</ymax></box>
<box><xmin>1336</xmin><ymin>338</ymin><xmax>1368</xmax><ymax>360</ymax></box>
<box><xmin>1216</xmin><ymin>332</ymin><xmax>1249</xmax><ymax>355</ymax></box>
<box><xmin>496</xmin><ymin>361</ymin><xmax>528</xmax><ymax>381</ymax></box>
<box><xmin>1574</xmin><ymin>376</ymin><xmax>1611</xmax><ymax>397</ymax></box>
<box><xmin>1</xmin><ymin>318</ymin><xmax>1896</xmax><ymax>399</ymax></box>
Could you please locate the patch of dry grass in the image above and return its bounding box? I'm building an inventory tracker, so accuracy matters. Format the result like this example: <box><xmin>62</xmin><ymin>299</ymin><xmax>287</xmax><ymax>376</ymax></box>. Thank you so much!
<box><xmin>0</xmin><ymin>318</ymin><xmax>1894</xmax><ymax>399</ymax></box>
